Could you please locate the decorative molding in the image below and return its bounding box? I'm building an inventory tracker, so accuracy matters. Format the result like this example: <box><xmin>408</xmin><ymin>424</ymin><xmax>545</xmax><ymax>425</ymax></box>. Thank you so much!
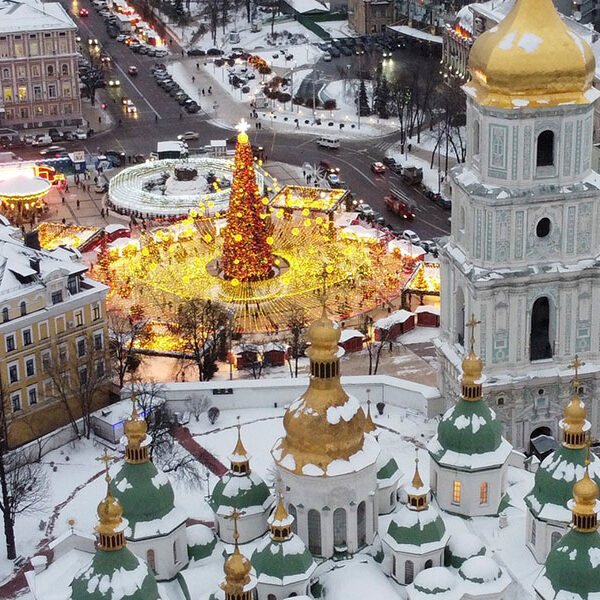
<box><xmin>563</xmin><ymin>121</ymin><xmax>573</xmax><ymax>177</ymax></box>
<box><xmin>523</xmin><ymin>126</ymin><xmax>532</xmax><ymax>180</ymax></box>
<box><xmin>566</xmin><ymin>205</ymin><xmax>576</xmax><ymax>255</ymax></box>
<box><xmin>515</xmin><ymin>211</ymin><xmax>524</xmax><ymax>260</ymax></box>
<box><xmin>486</xmin><ymin>211</ymin><xmax>493</xmax><ymax>260</ymax></box>
<box><xmin>576</xmin><ymin>202</ymin><xmax>593</xmax><ymax>255</ymax></box>
<box><xmin>489</xmin><ymin>123</ymin><xmax>508</xmax><ymax>170</ymax></box>
<box><xmin>511</xmin><ymin>125</ymin><xmax>518</xmax><ymax>180</ymax></box>
<box><xmin>575</xmin><ymin>119</ymin><xmax>582</xmax><ymax>174</ymax></box>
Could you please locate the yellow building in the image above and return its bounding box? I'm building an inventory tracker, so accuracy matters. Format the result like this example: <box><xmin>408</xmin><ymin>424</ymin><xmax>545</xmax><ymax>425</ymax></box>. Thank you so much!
<box><xmin>0</xmin><ymin>224</ymin><xmax>110</xmax><ymax>448</ymax></box>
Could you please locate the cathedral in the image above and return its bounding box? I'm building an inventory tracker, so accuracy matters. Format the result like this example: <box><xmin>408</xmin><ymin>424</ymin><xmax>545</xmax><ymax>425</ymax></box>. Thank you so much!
<box><xmin>21</xmin><ymin>0</ymin><xmax>600</xmax><ymax>597</ymax></box>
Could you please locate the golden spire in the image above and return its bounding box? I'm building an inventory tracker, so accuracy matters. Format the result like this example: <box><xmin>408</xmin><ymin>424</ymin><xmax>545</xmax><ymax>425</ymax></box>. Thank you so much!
<box><xmin>230</xmin><ymin>423</ymin><xmax>250</xmax><ymax>475</ymax></box>
<box><xmin>270</xmin><ymin>490</ymin><xmax>292</xmax><ymax>541</ymax></box>
<box><xmin>407</xmin><ymin>450</ymin><xmax>428</xmax><ymax>511</ymax></box>
<box><xmin>364</xmin><ymin>398</ymin><xmax>376</xmax><ymax>434</ymax></box>
<box><xmin>124</xmin><ymin>391</ymin><xmax>149</xmax><ymax>464</ymax></box>
<box><xmin>467</xmin><ymin>0</ymin><xmax>595</xmax><ymax>108</ymax></box>
<box><xmin>94</xmin><ymin>450</ymin><xmax>126</xmax><ymax>551</ymax></box>
<box><xmin>221</xmin><ymin>509</ymin><xmax>253</xmax><ymax>600</ymax></box>
<box><xmin>562</xmin><ymin>356</ymin><xmax>588</xmax><ymax>448</ymax></box>
<box><xmin>571</xmin><ymin>438</ymin><xmax>599</xmax><ymax>533</ymax></box>
<box><xmin>461</xmin><ymin>314</ymin><xmax>483</xmax><ymax>402</ymax></box>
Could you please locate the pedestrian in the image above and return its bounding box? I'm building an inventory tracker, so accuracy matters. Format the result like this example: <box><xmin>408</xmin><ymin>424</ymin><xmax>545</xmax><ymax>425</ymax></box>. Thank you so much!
<box><xmin>303</xmin><ymin>169</ymin><xmax>306</xmax><ymax>179</ymax></box>
<box><xmin>128</xmin><ymin>155</ymin><xmax>131</xmax><ymax>164</ymax></box>
<box><xmin>62</xmin><ymin>217</ymin><xmax>66</xmax><ymax>225</ymax></box>
<box><xmin>65</xmin><ymin>183</ymin><xmax>69</xmax><ymax>191</ymax></box>
<box><xmin>202</xmin><ymin>88</ymin><xmax>205</xmax><ymax>96</ymax></box>
<box><xmin>76</xmin><ymin>199</ymin><xmax>80</xmax><ymax>209</ymax></box>
<box><xmin>94</xmin><ymin>176</ymin><xmax>98</xmax><ymax>184</ymax></box>
<box><xmin>61</xmin><ymin>194</ymin><xmax>65</xmax><ymax>204</ymax></box>
<box><xmin>98</xmin><ymin>116</ymin><xmax>101</xmax><ymax>124</ymax></box>
<box><xmin>181</xmin><ymin>49</ymin><xmax>184</xmax><ymax>56</ymax></box>
<box><xmin>196</xmin><ymin>62</ymin><xmax>199</xmax><ymax>70</ymax></box>
<box><xmin>192</xmin><ymin>76</ymin><xmax>195</xmax><ymax>83</ymax></box>
<box><xmin>408</xmin><ymin>143</ymin><xmax>412</xmax><ymax>152</ymax></box>
<box><xmin>100</xmin><ymin>207</ymin><xmax>104</xmax><ymax>218</ymax></box>
<box><xmin>155</xmin><ymin>114</ymin><xmax>158</xmax><ymax>122</ymax></box>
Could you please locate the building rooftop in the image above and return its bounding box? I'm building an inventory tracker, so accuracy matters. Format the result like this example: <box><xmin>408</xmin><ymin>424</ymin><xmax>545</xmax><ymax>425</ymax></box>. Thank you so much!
<box><xmin>0</xmin><ymin>0</ymin><xmax>76</xmax><ymax>34</ymax></box>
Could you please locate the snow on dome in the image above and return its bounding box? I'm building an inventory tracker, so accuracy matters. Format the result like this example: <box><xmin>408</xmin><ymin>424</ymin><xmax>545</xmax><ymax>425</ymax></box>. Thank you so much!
<box><xmin>448</xmin><ymin>532</ymin><xmax>486</xmax><ymax>559</ymax></box>
<box><xmin>326</xmin><ymin>394</ymin><xmax>361</xmax><ymax>425</ymax></box>
<box><xmin>459</xmin><ymin>555</ymin><xmax>502</xmax><ymax>583</ymax></box>
<box><xmin>187</xmin><ymin>524</ymin><xmax>216</xmax><ymax>547</ymax></box>
<box><xmin>414</xmin><ymin>567</ymin><xmax>457</xmax><ymax>593</ymax></box>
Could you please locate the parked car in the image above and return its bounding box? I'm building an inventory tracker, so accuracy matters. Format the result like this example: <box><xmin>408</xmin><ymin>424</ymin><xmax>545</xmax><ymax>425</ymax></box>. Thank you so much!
<box><xmin>323</xmin><ymin>52</ymin><xmax>332</xmax><ymax>62</ymax></box>
<box><xmin>79</xmin><ymin>8</ymin><xmax>89</xmax><ymax>16</ymax></box>
<box><xmin>382</xmin><ymin>156</ymin><xmax>396</xmax><ymax>168</ymax></box>
<box><xmin>401</xmin><ymin>229</ymin><xmax>421</xmax><ymax>244</ymax></box>
<box><xmin>437</xmin><ymin>195</ymin><xmax>452</xmax><ymax>210</ymax></box>
<box><xmin>31</xmin><ymin>134</ymin><xmax>52</xmax><ymax>146</ymax></box>
<box><xmin>207</xmin><ymin>47</ymin><xmax>223</xmax><ymax>55</ymax></box>
<box><xmin>420</xmin><ymin>240</ymin><xmax>439</xmax><ymax>255</ymax></box>
<box><xmin>371</xmin><ymin>161</ymin><xmax>386</xmax><ymax>174</ymax></box>
<box><xmin>185</xmin><ymin>103</ymin><xmax>200</xmax><ymax>113</ymax></box>
<box><xmin>329</xmin><ymin>47</ymin><xmax>341</xmax><ymax>58</ymax></box>
<box><xmin>127</xmin><ymin>65</ymin><xmax>138</xmax><ymax>76</ymax></box>
<box><xmin>48</xmin><ymin>128</ymin><xmax>64</xmax><ymax>141</ymax></box>
<box><xmin>188</xmin><ymin>48</ymin><xmax>206</xmax><ymax>56</ymax></box>
<box><xmin>40</xmin><ymin>145</ymin><xmax>66</xmax><ymax>156</ymax></box>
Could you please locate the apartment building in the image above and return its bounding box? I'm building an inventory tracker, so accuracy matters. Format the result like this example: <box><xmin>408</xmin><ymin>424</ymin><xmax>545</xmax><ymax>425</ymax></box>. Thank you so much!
<box><xmin>0</xmin><ymin>0</ymin><xmax>83</xmax><ymax>130</ymax></box>
<box><xmin>0</xmin><ymin>224</ymin><xmax>110</xmax><ymax>449</ymax></box>
<box><xmin>349</xmin><ymin>0</ymin><xmax>395</xmax><ymax>34</ymax></box>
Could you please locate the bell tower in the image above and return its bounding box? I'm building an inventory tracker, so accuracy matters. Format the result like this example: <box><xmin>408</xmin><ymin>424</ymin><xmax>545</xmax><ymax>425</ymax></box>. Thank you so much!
<box><xmin>436</xmin><ymin>0</ymin><xmax>600</xmax><ymax>450</ymax></box>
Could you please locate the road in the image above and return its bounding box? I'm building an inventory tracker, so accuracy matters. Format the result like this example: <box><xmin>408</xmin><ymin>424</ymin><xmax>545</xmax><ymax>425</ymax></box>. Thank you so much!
<box><xmin>25</xmin><ymin>0</ymin><xmax>452</xmax><ymax>241</ymax></box>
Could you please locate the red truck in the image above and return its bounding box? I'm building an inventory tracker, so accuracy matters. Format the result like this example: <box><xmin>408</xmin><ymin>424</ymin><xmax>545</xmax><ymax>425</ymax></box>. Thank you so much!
<box><xmin>385</xmin><ymin>185</ymin><xmax>416</xmax><ymax>220</ymax></box>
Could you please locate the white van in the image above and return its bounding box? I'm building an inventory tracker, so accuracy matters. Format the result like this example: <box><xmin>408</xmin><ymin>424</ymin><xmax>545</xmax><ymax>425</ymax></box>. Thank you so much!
<box><xmin>316</xmin><ymin>137</ymin><xmax>340</xmax><ymax>149</ymax></box>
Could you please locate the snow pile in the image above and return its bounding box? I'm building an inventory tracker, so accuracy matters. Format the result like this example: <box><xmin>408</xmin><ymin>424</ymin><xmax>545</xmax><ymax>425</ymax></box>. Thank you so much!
<box><xmin>413</xmin><ymin>566</ymin><xmax>456</xmax><ymax>593</ymax></box>
<box><xmin>115</xmin><ymin>478</ymin><xmax>132</xmax><ymax>493</ymax></box>
<box><xmin>448</xmin><ymin>532</ymin><xmax>485</xmax><ymax>560</ymax></box>
<box><xmin>374</xmin><ymin>310</ymin><xmax>414</xmax><ymax>330</ymax></box>
<box><xmin>453</xmin><ymin>414</ymin><xmax>488</xmax><ymax>434</ymax></box>
<box><xmin>326</xmin><ymin>395</ymin><xmax>361</xmax><ymax>425</ymax></box>
<box><xmin>459</xmin><ymin>555</ymin><xmax>501</xmax><ymax>583</ymax></box>
<box><xmin>187</xmin><ymin>524</ymin><xmax>216</xmax><ymax>547</ymax></box>
<box><xmin>151</xmin><ymin>472</ymin><xmax>169</xmax><ymax>489</ymax></box>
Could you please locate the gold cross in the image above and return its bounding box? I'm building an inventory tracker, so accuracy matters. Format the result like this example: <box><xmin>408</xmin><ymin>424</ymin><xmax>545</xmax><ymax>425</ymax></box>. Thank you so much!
<box><xmin>318</xmin><ymin>263</ymin><xmax>333</xmax><ymax>314</ymax></box>
<box><xmin>96</xmin><ymin>448</ymin><xmax>118</xmax><ymax>485</ymax></box>
<box><xmin>569</xmin><ymin>355</ymin><xmax>585</xmax><ymax>388</ymax></box>
<box><xmin>225</xmin><ymin>507</ymin><xmax>246</xmax><ymax>543</ymax></box>
<box><xmin>466</xmin><ymin>314</ymin><xmax>481</xmax><ymax>352</ymax></box>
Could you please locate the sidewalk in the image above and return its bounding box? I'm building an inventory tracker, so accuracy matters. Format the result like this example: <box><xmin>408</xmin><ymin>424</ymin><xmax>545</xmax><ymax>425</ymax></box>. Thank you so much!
<box><xmin>81</xmin><ymin>96</ymin><xmax>115</xmax><ymax>135</ymax></box>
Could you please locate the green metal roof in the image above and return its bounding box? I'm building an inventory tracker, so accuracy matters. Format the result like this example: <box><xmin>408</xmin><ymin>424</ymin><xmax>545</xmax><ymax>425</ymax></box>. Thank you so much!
<box><xmin>526</xmin><ymin>446</ymin><xmax>600</xmax><ymax>521</ymax></box>
<box><xmin>110</xmin><ymin>461</ymin><xmax>176</xmax><ymax>530</ymax></box>
<box><xmin>377</xmin><ymin>457</ymin><xmax>400</xmax><ymax>481</ymax></box>
<box><xmin>209</xmin><ymin>471</ymin><xmax>271</xmax><ymax>512</ymax></box>
<box><xmin>542</xmin><ymin>529</ymin><xmax>600</xmax><ymax>598</ymax></box>
<box><xmin>187</xmin><ymin>525</ymin><xmax>218</xmax><ymax>562</ymax></box>
<box><xmin>386</xmin><ymin>507</ymin><xmax>447</xmax><ymax>548</ymax></box>
<box><xmin>436</xmin><ymin>399</ymin><xmax>502</xmax><ymax>456</ymax></box>
<box><xmin>251</xmin><ymin>535</ymin><xmax>315</xmax><ymax>581</ymax></box>
<box><xmin>70</xmin><ymin>547</ymin><xmax>160</xmax><ymax>600</ymax></box>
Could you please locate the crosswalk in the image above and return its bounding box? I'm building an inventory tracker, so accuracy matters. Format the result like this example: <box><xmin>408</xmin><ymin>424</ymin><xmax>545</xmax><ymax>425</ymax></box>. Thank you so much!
<box><xmin>373</xmin><ymin>140</ymin><xmax>398</xmax><ymax>154</ymax></box>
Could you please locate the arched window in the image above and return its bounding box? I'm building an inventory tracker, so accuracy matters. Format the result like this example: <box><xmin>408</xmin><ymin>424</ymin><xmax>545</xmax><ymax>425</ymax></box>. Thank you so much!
<box><xmin>425</xmin><ymin>559</ymin><xmax>433</xmax><ymax>569</ymax></box>
<box><xmin>173</xmin><ymin>540</ymin><xmax>178</xmax><ymax>563</ymax></box>
<box><xmin>47</xmin><ymin>64</ymin><xmax>54</xmax><ymax>76</ymax></box>
<box><xmin>333</xmin><ymin>507</ymin><xmax>347</xmax><ymax>547</ymax></box>
<box><xmin>472</xmin><ymin>120</ymin><xmax>480</xmax><ymax>156</ymax></box>
<box><xmin>2</xmin><ymin>307</ymin><xmax>8</xmax><ymax>322</ymax></box>
<box><xmin>536</xmin><ymin>130</ymin><xmax>554</xmax><ymax>167</ymax></box>
<box><xmin>405</xmin><ymin>560</ymin><xmax>414</xmax><ymax>584</ymax></box>
<box><xmin>530</xmin><ymin>297</ymin><xmax>552</xmax><ymax>360</ymax></box>
<box><xmin>357</xmin><ymin>501</ymin><xmax>366</xmax><ymax>547</ymax></box>
<box><xmin>307</xmin><ymin>509</ymin><xmax>321</xmax><ymax>555</ymax></box>
<box><xmin>390</xmin><ymin>490</ymin><xmax>395</xmax><ymax>507</ymax></box>
<box><xmin>288</xmin><ymin>504</ymin><xmax>297</xmax><ymax>534</ymax></box>
<box><xmin>453</xmin><ymin>480</ymin><xmax>461</xmax><ymax>504</ymax></box>
<box><xmin>2</xmin><ymin>68</ymin><xmax>8</xmax><ymax>78</ymax></box>
<box><xmin>455</xmin><ymin>287</ymin><xmax>465</xmax><ymax>346</ymax></box>
<box><xmin>480</xmin><ymin>482</ymin><xmax>488</xmax><ymax>505</ymax></box>
<box><xmin>61</xmin><ymin>63</ymin><xmax>68</xmax><ymax>75</ymax></box>
<box><xmin>19</xmin><ymin>301</ymin><xmax>26</xmax><ymax>316</ymax></box>
<box><xmin>146</xmin><ymin>549</ymin><xmax>156</xmax><ymax>571</ymax></box>
<box><xmin>267</xmin><ymin>595</ymin><xmax>277</xmax><ymax>600</ymax></box>
<box><xmin>289</xmin><ymin>594</ymin><xmax>297</xmax><ymax>598</ymax></box>
<box><xmin>531</xmin><ymin>519</ymin><xmax>537</xmax><ymax>544</ymax></box>
<box><xmin>459</xmin><ymin>205</ymin><xmax>466</xmax><ymax>231</ymax></box>
<box><xmin>551</xmin><ymin>531</ymin><xmax>562</xmax><ymax>547</ymax></box>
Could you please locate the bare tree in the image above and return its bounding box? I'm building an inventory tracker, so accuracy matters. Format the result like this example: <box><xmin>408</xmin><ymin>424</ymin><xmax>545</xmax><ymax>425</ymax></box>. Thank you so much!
<box><xmin>168</xmin><ymin>298</ymin><xmax>229</xmax><ymax>381</ymax></box>
<box><xmin>286</xmin><ymin>305</ymin><xmax>307</xmax><ymax>378</ymax></box>
<box><xmin>359</xmin><ymin>316</ymin><xmax>390</xmax><ymax>375</ymax></box>
<box><xmin>221</xmin><ymin>0</ymin><xmax>230</xmax><ymax>33</ymax></box>
<box><xmin>204</xmin><ymin>0</ymin><xmax>220</xmax><ymax>43</ymax></box>
<box><xmin>0</xmin><ymin>379</ymin><xmax>49</xmax><ymax>559</ymax></box>
<box><xmin>45</xmin><ymin>332</ymin><xmax>110</xmax><ymax>439</ymax></box>
<box><xmin>185</xmin><ymin>395</ymin><xmax>209</xmax><ymax>422</ymax></box>
<box><xmin>108</xmin><ymin>308</ymin><xmax>150</xmax><ymax>389</ymax></box>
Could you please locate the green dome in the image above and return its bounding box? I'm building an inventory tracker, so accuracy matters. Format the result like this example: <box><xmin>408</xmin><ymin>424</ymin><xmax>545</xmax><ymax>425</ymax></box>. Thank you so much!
<box><xmin>526</xmin><ymin>446</ymin><xmax>600</xmax><ymax>523</ymax></box>
<box><xmin>209</xmin><ymin>471</ymin><xmax>272</xmax><ymax>515</ymax></box>
<box><xmin>110</xmin><ymin>461</ymin><xmax>179</xmax><ymax>537</ymax></box>
<box><xmin>437</xmin><ymin>399</ymin><xmax>502</xmax><ymax>455</ymax></box>
<box><xmin>535</xmin><ymin>529</ymin><xmax>600</xmax><ymax>599</ymax></box>
<box><xmin>251</xmin><ymin>534</ymin><xmax>316</xmax><ymax>584</ymax></box>
<box><xmin>187</xmin><ymin>524</ymin><xmax>219</xmax><ymax>562</ymax></box>
<box><xmin>384</xmin><ymin>505</ymin><xmax>448</xmax><ymax>551</ymax></box>
<box><xmin>70</xmin><ymin>547</ymin><xmax>160</xmax><ymax>600</ymax></box>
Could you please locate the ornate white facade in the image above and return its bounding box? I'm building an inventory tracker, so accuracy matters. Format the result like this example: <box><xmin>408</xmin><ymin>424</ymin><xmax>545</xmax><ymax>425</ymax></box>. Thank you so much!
<box><xmin>436</xmin><ymin>89</ymin><xmax>600</xmax><ymax>451</ymax></box>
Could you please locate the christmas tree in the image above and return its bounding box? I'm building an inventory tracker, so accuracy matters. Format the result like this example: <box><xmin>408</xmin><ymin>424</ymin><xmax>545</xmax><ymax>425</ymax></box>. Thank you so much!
<box><xmin>222</xmin><ymin>120</ymin><xmax>274</xmax><ymax>282</ymax></box>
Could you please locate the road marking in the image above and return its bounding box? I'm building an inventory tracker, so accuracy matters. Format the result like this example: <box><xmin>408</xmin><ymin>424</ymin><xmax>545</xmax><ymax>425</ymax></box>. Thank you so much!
<box><xmin>113</xmin><ymin>61</ymin><xmax>162</xmax><ymax>119</ymax></box>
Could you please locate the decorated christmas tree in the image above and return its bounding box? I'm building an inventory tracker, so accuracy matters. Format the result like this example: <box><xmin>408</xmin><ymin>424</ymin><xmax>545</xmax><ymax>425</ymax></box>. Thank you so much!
<box><xmin>222</xmin><ymin>120</ymin><xmax>274</xmax><ymax>282</ymax></box>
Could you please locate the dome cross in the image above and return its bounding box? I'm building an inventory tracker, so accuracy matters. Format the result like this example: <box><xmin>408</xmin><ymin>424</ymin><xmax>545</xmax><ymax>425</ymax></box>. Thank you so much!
<box><xmin>569</xmin><ymin>355</ymin><xmax>585</xmax><ymax>388</ymax></box>
<box><xmin>226</xmin><ymin>507</ymin><xmax>246</xmax><ymax>543</ymax></box>
<box><xmin>466</xmin><ymin>314</ymin><xmax>481</xmax><ymax>352</ymax></box>
<box><xmin>96</xmin><ymin>449</ymin><xmax>118</xmax><ymax>489</ymax></box>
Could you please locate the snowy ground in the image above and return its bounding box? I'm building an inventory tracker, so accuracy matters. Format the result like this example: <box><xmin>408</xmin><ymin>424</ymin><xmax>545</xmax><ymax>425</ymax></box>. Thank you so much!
<box><xmin>317</xmin><ymin>20</ymin><xmax>360</xmax><ymax>40</ymax></box>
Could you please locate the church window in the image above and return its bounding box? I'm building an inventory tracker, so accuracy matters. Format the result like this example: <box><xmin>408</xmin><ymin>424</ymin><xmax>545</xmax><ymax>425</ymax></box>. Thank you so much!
<box><xmin>425</xmin><ymin>559</ymin><xmax>433</xmax><ymax>569</ymax></box>
<box><xmin>173</xmin><ymin>540</ymin><xmax>178</xmax><ymax>563</ymax></box>
<box><xmin>551</xmin><ymin>531</ymin><xmax>561</xmax><ymax>547</ymax></box>
<box><xmin>456</xmin><ymin>287</ymin><xmax>465</xmax><ymax>346</ymax></box>
<box><xmin>268</xmin><ymin>595</ymin><xmax>276</xmax><ymax>600</ymax></box>
<box><xmin>530</xmin><ymin>297</ymin><xmax>552</xmax><ymax>361</ymax></box>
<box><xmin>452</xmin><ymin>480</ymin><xmax>461</xmax><ymax>504</ymax></box>
<box><xmin>531</xmin><ymin>519</ymin><xmax>537</xmax><ymax>544</ymax></box>
<box><xmin>480</xmin><ymin>482</ymin><xmax>488</xmax><ymax>504</ymax></box>
<box><xmin>288</xmin><ymin>504</ymin><xmax>297</xmax><ymax>534</ymax></box>
<box><xmin>405</xmin><ymin>560</ymin><xmax>414</xmax><ymax>584</ymax></box>
<box><xmin>536</xmin><ymin>218</ymin><xmax>551</xmax><ymax>238</ymax></box>
<box><xmin>536</xmin><ymin>130</ymin><xmax>554</xmax><ymax>167</ymax></box>
<box><xmin>357</xmin><ymin>501</ymin><xmax>367</xmax><ymax>546</ymax></box>
<box><xmin>308</xmin><ymin>509</ymin><xmax>321</xmax><ymax>555</ymax></box>
<box><xmin>333</xmin><ymin>507</ymin><xmax>347</xmax><ymax>547</ymax></box>
<box><xmin>459</xmin><ymin>206</ymin><xmax>466</xmax><ymax>231</ymax></box>
<box><xmin>147</xmin><ymin>549</ymin><xmax>156</xmax><ymax>571</ymax></box>
<box><xmin>497</xmin><ymin>397</ymin><xmax>505</xmax><ymax>406</ymax></box>
<box><xmin>390</xmin><ymin>490</ymin><xmax>395</xmax><ymax>506</ymax></box>
<box><xmin>473</xmin><ymin>120</ymin><xmax>480</xmax><ymax>156</ymax></box>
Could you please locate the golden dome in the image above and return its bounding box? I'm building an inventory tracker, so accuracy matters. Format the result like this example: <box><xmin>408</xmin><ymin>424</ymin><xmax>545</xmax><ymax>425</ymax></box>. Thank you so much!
<box><xmin>462</xmin><ymin>349</ymin><xmax>483</xmax><ymax>384</ymax></box>
<box><xmin>274</xmin><ymin>310</ymin><xmax>366</xmax><ymax>474</ymax></box>
<box><xmin>223</xmin><ymin>546</ymin><xmax>252</xmax><ymax>586</ymax></box>
<box><xmin>564</xmin><ymin>392</ymin><xmax>587</xmax><ymax>429</ymax></box>
<box><xmin>272</xmin><ymin>493</ymin><xmax>289</xmax><ymax>524</ymax></box>
<box><xmin>306</xmin><ymin>308</ymin><xmax>341</xmax><ymax>361</ymax></box>
<box><xmin>124</xmin><ymin>394</ymin><xmax>147</xmax><ymax>449</ymax></box>
<box><xmin>467</xmin><ymin>0</ymin><xmax>595</xmax><ymax>108</ymax></box>
<box><xmin>574</xmin><ymin>465</ymin><xmax>599</xmax><ymax>507</ymax></box>
<box><xmin>96</xmin><ymin>489</ymin><xmax>123</xmax><ymax>532</ymax></box>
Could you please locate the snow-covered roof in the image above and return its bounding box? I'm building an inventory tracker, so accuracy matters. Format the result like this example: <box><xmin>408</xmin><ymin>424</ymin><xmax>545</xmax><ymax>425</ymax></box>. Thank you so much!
<box><xmin>282</xmin><ymin>0</ymin><xmax>329</xmax><ymax>13</ymax></box>
<box><xmin>387</xmin><ymin>25</ymin><xmax>442</xmax><ymax>44</ymax></box>
<box><xmin>428</xmin><ymin>435</ymin><xmax>513</xmax><ymax>471</ymax></box>
<box><xmin>339</xmin><ymin>328</ymin><xmax>364</xmax><ymax>343</ymax></box>
<box><xmin>0</xmin><ymin>0</ymin><xmax>77</xmax><ymax>33</ymax></box>
<box><xmin>415</xmin><ymin>304</ymin><xmax>440</xmax><ymax>315</ymax></box>
<box><xmin>374</xmin><ymin>309</ymin><xmax>415</xmax><ymax>329</ymax></box>
<box><xmin>455</xmin><ymin>5</ymin><xmax>473</xmax><ymax>33</ymax></box>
